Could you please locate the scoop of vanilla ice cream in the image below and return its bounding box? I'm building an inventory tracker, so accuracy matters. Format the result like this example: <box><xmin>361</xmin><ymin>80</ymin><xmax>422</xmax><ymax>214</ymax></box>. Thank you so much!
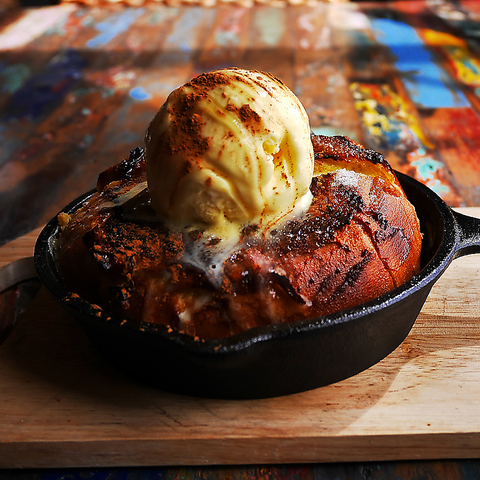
<box><xmin>145</xmin><ymin>68</ymin><xmax>314</xmax><ymax>237</ymax></box>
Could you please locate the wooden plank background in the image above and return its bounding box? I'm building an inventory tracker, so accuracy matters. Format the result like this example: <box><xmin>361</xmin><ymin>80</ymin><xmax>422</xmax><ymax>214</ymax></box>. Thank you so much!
<box><xmin>2</xmin><ymin>1</ymin><xmax>480</xmax><ymax>246</ymax></box>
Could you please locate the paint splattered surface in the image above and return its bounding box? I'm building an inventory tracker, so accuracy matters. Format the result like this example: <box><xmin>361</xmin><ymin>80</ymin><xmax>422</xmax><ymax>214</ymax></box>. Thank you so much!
<box><xmin>1</xmin><ymin>1</ymin><xmax>480</xmax><ymax>245</ymax></box>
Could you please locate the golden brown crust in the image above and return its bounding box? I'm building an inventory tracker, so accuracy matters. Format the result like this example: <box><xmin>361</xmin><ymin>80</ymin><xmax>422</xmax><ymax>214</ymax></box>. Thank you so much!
<box><xmin>56</xmin><ymin>136</ymin><xmax>422</xmax><ymax>339</ymax></box>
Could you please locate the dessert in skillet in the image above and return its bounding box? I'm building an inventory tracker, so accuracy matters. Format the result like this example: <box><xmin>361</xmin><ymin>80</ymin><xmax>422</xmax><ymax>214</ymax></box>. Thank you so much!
<box><xmin>56</xmin><ymin>68</ymin><xmax>422</xmax><ymax>339</ymax></box>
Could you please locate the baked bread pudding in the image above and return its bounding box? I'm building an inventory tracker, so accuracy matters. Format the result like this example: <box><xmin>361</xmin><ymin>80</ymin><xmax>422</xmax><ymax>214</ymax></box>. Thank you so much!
<box><xmin>56</xmin><ymin>69</ymin><xmax>422</xmax><ymax>339</ymax></box>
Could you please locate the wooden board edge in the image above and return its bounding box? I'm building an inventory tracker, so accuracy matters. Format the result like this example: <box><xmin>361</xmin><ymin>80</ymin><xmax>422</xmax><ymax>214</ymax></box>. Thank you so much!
<box><xmin>1</xmin><ymin>433</ymin><xmax>479</xmax><ymax>468</ymax></box>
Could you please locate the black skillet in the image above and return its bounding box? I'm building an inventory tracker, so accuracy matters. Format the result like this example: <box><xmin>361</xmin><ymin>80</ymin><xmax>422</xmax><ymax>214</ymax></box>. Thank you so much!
<box><xmin>34</xmin><ymin>172</ymin><xmax>480</xmax><ymax>399</ymax></box>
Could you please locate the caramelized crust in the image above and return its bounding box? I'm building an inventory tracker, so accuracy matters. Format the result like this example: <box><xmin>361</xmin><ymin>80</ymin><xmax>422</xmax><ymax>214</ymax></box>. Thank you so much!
<box><xmin>57</xmin><ymin>135</ymin><xmax>422</xmax><ymax>339</ymax></box>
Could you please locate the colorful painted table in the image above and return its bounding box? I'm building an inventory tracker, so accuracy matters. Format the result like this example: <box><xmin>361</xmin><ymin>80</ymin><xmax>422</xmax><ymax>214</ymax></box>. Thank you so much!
<box><xmin>1</xmin><ymin>0</ymin><xmax>480</xmax><ymax>478</ymax></box>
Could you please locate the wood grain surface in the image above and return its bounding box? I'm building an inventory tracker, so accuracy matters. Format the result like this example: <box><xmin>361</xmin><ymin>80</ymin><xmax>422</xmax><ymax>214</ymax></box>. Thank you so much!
<box><xmin>0</xmin><ymin>209</ymin><xmax>479</xmax><ymax>469</ymax></box>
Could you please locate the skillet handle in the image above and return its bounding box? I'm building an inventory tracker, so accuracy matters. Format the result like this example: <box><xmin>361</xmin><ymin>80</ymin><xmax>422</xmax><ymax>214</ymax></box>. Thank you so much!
<box><xmin>453</xmin><ymin>209</ymin><xmax>480</xmax><ymax>258</ymax></box>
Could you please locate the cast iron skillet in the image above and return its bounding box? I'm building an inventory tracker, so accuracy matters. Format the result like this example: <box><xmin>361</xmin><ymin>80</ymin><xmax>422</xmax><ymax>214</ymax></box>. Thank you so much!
<box><xmin>34</xmin><ymin>172</ymin><xmax>480</xmax><ymax>399</ymax></box>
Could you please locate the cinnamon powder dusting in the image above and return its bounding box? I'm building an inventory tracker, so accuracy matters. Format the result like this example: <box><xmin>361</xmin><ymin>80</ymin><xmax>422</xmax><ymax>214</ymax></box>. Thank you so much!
<box><xmin>165</xmin><ymin>103</ymin><xmax>210</xmax><ymax>161</ymax></box>
<box><xmin>226</xmin><ymin>102</ymin><xmax>262</xmax><ymax>132</ymax></box>
<box><xmin>188</xmin><ymin>71</ymin><xmax>232</xmax><ymax>89</ymax></box>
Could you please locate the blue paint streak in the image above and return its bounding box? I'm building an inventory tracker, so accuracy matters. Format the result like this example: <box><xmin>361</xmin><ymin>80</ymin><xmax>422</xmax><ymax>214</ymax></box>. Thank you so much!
<box><xmin>215</xmin><ymin>30</ymin><xmax>240</xmax><ymax>48</ymax></box>
<box><xmin>411</xmin><ymin>156</ymin><xmax>444</xmax><ymax>181</ymax></box>
<box><xmin>81</xmin><ymin>133</ymin><xmax>95</xmax><ymax>147</ymax></box>
<box><xmin>0</xmin><ymin>63</ymin><xmax>31</xmax><ymax>94</ymax></box>
<box><xmin>129</xmin><ymin>86</ymin><xmax>151</xmax><ymax>100</ymax></box>
<box><xmin>87</xmin><ymin>9</ymin><xmax>145</xmax><ymax>48</ymax></box>
<box><xmin>253</xmin><ymin>8</ymin><xmax>285</xmax><ymax>47</ymax></box>
<box><xmin>369</xmin><ymin>17</ymin><xmax>469</xmax><ymax>108</ymax></box>
<box><xmin>165</xmin><ymin>8</ymin><xmax>205</xmax><ymax>54</ymax></box>
<box><xmin>2</xmin><ymin>49</ymin><xmax>86</xmax><ymax>121</ymax></box>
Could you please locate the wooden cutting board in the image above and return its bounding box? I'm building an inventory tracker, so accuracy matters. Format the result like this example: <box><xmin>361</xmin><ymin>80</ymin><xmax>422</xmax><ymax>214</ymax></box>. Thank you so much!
<box><xmin>1</xmin><ymin>210</ymin><xmax>480</xmax><ymax>469</ymax></box>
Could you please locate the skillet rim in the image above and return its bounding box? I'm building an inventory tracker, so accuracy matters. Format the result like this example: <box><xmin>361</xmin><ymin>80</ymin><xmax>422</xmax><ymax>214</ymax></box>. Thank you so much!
<box><xmin>34</xmin><ymin>171</ymin><xmax>458</xmax><ymax>355</ymax></box>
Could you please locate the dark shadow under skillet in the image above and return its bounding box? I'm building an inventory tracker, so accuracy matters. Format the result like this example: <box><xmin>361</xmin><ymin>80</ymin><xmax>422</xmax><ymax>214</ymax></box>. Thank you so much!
<box><xmin>34</xmin><ymin>173</ymin><xmax>480</xmax><ymax>399</ymax></box>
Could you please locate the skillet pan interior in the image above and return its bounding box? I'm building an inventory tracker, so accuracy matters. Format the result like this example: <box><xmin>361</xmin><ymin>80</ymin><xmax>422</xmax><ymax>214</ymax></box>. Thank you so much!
<box><xmin>34</xmin><ymin>172</ymin><xmax>479</xmax><ymax>399</ymax></box>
